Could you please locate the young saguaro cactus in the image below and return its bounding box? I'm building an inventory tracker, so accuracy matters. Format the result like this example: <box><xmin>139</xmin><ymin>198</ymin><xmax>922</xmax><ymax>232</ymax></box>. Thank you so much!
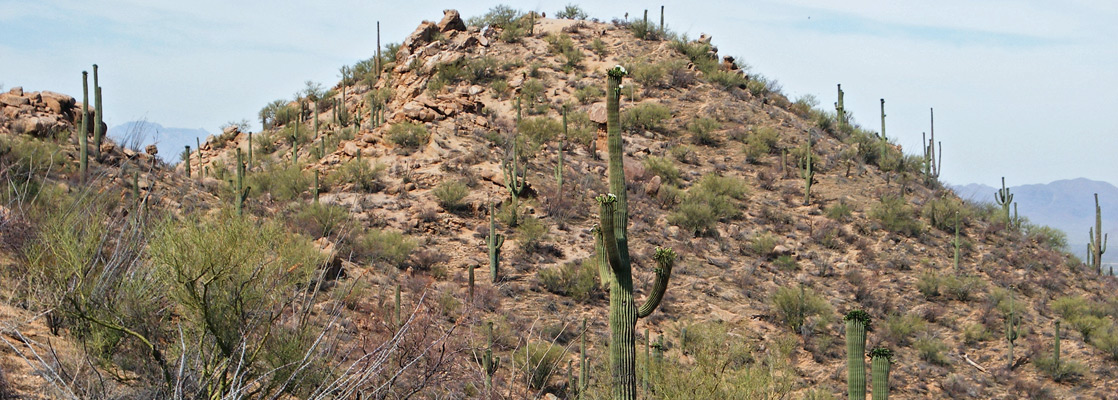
<box><xmin>1005</xmin><ymin>290</ymin><xmax>1020</xmax><ymax>369</ymax></box>
<box><xmin>844</xmin><ymin>310</ymin><xmax>872</xmax><ymax>400</ymax></box>
<box><xmin>79</xmin><ymin>70</ymin><xmax>89</xmax><ymax>179</ymax></box>
<box><xmin>487</xmin><ymin>202</ymin><xmax>505</xmax><ymax>282</ymax></box>
<box><xmin>1053</xmin><ymin>320</ymin><xmax>1062</xmax><ymax>376</ymax></box>
<box><xmin>835</xmin><ymin>84</ymin><xmax>846</xmax><ymax>129</ymax></box>
<box><xmin>182</xmin><ymin>146</ymin><xmax>192</xmax><ymax>177</ymax></box>
<box><xmin>801</xmin><ymin>138</ymin><xmax>814</xmax><ymax>205</ymax></box>
<box><xmin>1090</xmin><ymin>193</ymin><xmax>1107</xmax><ymax>274</ymax></box>
<box><xmin>93</xmin><ymin>64</ymin><xmax>104</xmax><ymax>160</ymax></box>
<box><xmin>482</xmin><ymin>321</ymin><xmax>500</xmax><ymax>393</ymax></box>
<box><xmin>502</xmin><ymin>133</ymin><xmax>526</xmax><ymax>227</ymax></box>
<box><xmin>994</xmin><ymin>177</ymin><xmax>1013</xmax><ymax>222</ymax></box>
<box><xmin>954</xmin><ymin>211</ymin><xmax>961</xmax><ymax>272</ymax></box>
<box><xmin>594</xmin><ymin>66</ymin><xmax>676</xmax><ymax>400</ymax></box>
<box><xmin>230</xmin><ymin>148</ymin><xmax>250</xmax><ymax>216</ymax></box>
<box><xmin>870</xmin><ymin>347</ymin><xmax>893</xmax><ymax>400</ymax></box>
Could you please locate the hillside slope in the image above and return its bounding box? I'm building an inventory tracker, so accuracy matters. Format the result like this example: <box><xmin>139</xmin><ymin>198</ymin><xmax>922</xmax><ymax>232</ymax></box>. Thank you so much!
<box><xmin>4</xmin><ymin>7</ymin><xmax>1118</xmax><ymax>399</ymax></box>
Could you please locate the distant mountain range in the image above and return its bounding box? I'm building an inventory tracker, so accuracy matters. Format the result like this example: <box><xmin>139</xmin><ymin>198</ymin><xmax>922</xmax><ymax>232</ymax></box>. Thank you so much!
<box><xmin>951</xmin><ymin>178</ymin><xmax>1118</xmax><ymax>264</ymax></box>
<box><xmin>107</xmin><ymin>121</ymin><xmax>209</xmax><ymax>163</ymax></box>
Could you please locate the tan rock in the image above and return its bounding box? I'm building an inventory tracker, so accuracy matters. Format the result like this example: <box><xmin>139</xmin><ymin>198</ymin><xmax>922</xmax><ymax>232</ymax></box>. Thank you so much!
<box><xmin>0</xmin><ymin>94</ymin><xmax>30</xmax><ymax>107</ymax></box>
<box><xmin>343</xmin><ymin>142</ymin><xmax>360</xmax><ymax>157</ymax></box>
<box><xmin>401</xmin><ymin>21</ymin><xmax>438</xmax><ymax>52</ymax></box>
<box><xmin>361</xmin><ymin>133</ymin><xmax>378</xmax><ymax>143</ymax></box>
<box><xmin>40</xmin><ymin>91</ymin><xmax>75</xmax><ymax>115</ymax></box>
<box><xmin>436</xmin><ymin>9</ymin><xmax>466</xmax><ymax>32</ymax></box>
<box><xmin>588</xmin><ymin>102</ymin><xmax>607</xmax><ymax>124</ymax></box>
<box><xmin>145</xmin><ymin>144</ymin><xmax>159</xmax><ymax>156</ymax></box>
<box><xmin>644</xmin><ymin>175</ymin><xmax>661</xmax><ymax>196</ymax></box>
<box><xmin>8</xmin><ymin>87</ymin><xmax>22</xmax><ymax>96</ymax></box>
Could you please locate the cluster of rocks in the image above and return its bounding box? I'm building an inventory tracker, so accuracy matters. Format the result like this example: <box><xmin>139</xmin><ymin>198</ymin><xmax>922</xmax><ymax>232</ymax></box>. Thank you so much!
<box><xmin>389</xmin><ymin>10</ymin><xmax>490</xmax><ymax>123</ymax></box>
<box><xmin>0</xmin><ymin>86</ymin><xmax>96</xmax><ymax>137</ymax></box>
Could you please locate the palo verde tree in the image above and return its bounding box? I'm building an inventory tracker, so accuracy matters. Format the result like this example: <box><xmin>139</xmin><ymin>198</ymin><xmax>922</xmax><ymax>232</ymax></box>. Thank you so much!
<box><xmin>592</xmin><ymin>65</ymin><xmax>676</xmax><ymax>400</ymax></box>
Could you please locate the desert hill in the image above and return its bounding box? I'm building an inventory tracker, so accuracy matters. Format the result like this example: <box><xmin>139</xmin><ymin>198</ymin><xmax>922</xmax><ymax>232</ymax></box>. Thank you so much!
<box><xmin>1</xmin><ymin>6</ymin><xmax>1117</xmax><ymax>399</ymax></box>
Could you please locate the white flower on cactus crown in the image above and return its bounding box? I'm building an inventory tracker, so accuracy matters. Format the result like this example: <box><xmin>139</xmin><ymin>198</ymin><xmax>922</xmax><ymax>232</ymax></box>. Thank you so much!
<box><xmin>614</xmin><ymin>65</ymin><xmax>626</xmax><ymax>74</ymax></box>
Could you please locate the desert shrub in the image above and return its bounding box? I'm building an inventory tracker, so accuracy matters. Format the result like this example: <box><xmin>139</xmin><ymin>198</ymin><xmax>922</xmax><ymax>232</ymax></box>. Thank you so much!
<box><xmin>1092</xmin><ymin>325</ymin><xmax>1118</xmax><ymax>361</ymax></box>
<box><xmin>916</xmin><ymin>271</ymin><xmax>941</xmax><ymax>299</ymax></box>
<box><xmin>518</xmin><ymin>216</ymin><xmax>548</xmax><ymax>253</ymax></box>
<box><xmin>289</xmin><ymin>202</ymin><xmax>348</xmax><ymax>238</ymax></box>
<box><xmin>432</xmin><ymin>180</ymin><xmax>469</xmax><ymax>211</ymax></box>
<box><xmin>915</xmin><ymin>335</ymin><xmax>949</xmax><ymax>366</ymax></box>
<box><xmin>643</xmin><ymin>156</ymin><xmax>680</xmax><ymax>185</ymax></box>
<box><xmin>0</xmin><ymin>136</ymin><xmax>71</xmax><ymax>181</ymax></box>
<box><xmin>387</xmin><ymin>122</ymin><xmax>430</xmax><ymax>153</ymax></box>
<box><xmin>774</xmin><ymin>255</ymin><xmax>797</xmax><ymax>271</ymax></box>
<box><xmin>921</xmin><ymin>196</ymin><xmax>970</xmax><ymax>232</ymax></box>
<box><xmin>468</xmin><ymin>4</ymin><xmax>522</xmax><ymax>28</ymax></box>
<box><xmin>565</xmin><ymin>111</ymin><xmax>596</xmax><ymax>154</ymax></box>
<box><xmin>519</xmin><ymin>116</ymin><xmax>562</xmax><ymax>148</ymax></box>
<box><xmin>555</xmin><ymin>4</ymin><xmax>588</xmax><ymax>19</ymax></box>
<box><xmin>590</xmin><ymin>37</ymin><xmax>607</xmax><ymax>57</ymax></box>
<box><xmin>749</xmin><ymin>232</ymin><xmax>779</xmax><ymax>258</ymax></box>
<box><xmin>328</xmin><ymin>159</ymin><xmax>386</xmax><ymax>193</ymax></box>
<box><xmin>621</xmin><ymin>102</ymin><xmax>671</xmax><ymax>133</ymax></box>
<box><xmin>743</xmin><ymin>127</ymin><xmax>779</xmax><ymax>162</ymax></box>
<box><xmin>825</xmin><ymin>200</ymin><xmax>853</xmax><ymax>221</ymax></box>
<box><xmin>520</xmin><ymin>78</ymin><xmax>546</xmax><ymax>108</ymax></box>
<box><xmin>1026</xmin><ymin>224</ymin><xmax>1068</xmax><ymax>251</ymax></box>
<box><xmin>490</xmin><ymin>79</ymin><xmax>510</xmax><ymax>98</ymax></box>
<box><xmin>687</xmin><ymin>116</ymin><xmax>721</xmax><ymax>146</ymax></box>
<box><xmin>352</xmin><ymin>228</ymin><xmax>416</xmax><ymax>268</ymax></box>
<box><xmin>963</xmin><ymin>323</ymin><xmax>992</xmax><ymax>344</ymax></box>
<box><xmin>514</xmin><ymin>341</ymin><xmax>565</xmax><ymax>389</ymax></box>
<box><xmin>771</xmin><ymin>285</ymin><xmax>834</xmax><ymax>334</ymax></box>
<box><xmin>1071</xmin><ymin>315</ymin><xmax>1107</xmax><ymax>342</ymax></box>
<box><xmin>668</xmin><ymin>174</ymin><xmax>748</xmax><ymax>235</ymax></box>
<box><xmin>627</xmin><ymin>60</ymin><xmax>665</xmax><ymax>89</ymax></box>
<box><xmin>1034</xmin><ymin>352</ymin><xmax>1085</xmax><ymax>381</ymax></box>
<box><xmin>670</xmin><ymin>144</ymin><xmax>696</xmax><ymax>164</ymax></box>
<box><xmin>790</xmin><ymin>94</ymin><xmax>818</xmax><ymax>118</ymax></box>
<box><xmin>1051</xmin><ymin>295</ymin><xmax>1091</xmax><ymax>320</ymax></box>
<box><xmin>248</xmin><ymin>161</ymin><xmax>310</xmax><ymax>202</ymax></box>
<box><xmin>670</xmin><ymin>35</ymin><xmax>717</xmax><ymax>73</ymax></box>
<box><xmin>538</xmin><ymin>259</ymin><xmax>599</xmax><ymax>302</ymax></box>
<box><xmin>707</xmin><ymin>70</ymin><xmax>748</xmax><ymax>90</ymax></box>
<box><xmin>647</xmin><ymin>322</ymin><xmax>796</xmax><ymax>399</ymax></box>
<box><xmin>870</xmin><ymin>194</ymin><xmax>923</xmax><ymax>236</ymax></box>
<box><xmin>574</xmin><ymin>85</ymin><xmax>604</xmax><ymax>104</ymax></box>
<box><xmin>941</xmin><ymin>274</ymin><xmax>984</xmax><ymax>302</ymax></box>
<box><xmin>882</xmin><ymin>313</ymin><xmax>927</xmax><ymax>346</ymax></box>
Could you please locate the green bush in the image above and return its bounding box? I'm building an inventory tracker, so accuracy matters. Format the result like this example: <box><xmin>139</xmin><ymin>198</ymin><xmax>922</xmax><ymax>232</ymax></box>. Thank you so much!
<box><xmin>774</xmin><ymin>255</ymin><xmax>797</xmax><ymax>271</ymax></box>
<box><xmin>1092</xmin><ymin>325</ymin><xmax>1118</xmax><ymax>361</ymax></box>
<box><xmin>328</xmin><ymin>159</ymin><xmax>386</xmax><ymax>193</ymax></box>
<box><xmin>963</xmin><ymin>323</ymin><xmax>992</xmax><ymax>344</ymax></box>
<box><xmin>771</xmin><ymin>285</ymin><xmax>834</xmax><ymax>333</ymax></box>
<box><xmin>519</xmin><ymin>117</ymin><xmax>562</xmax><ymax>148</ymax></box>
<box><xmin>643</xmin><ymin>156</ymin><xmax>680</xmax><ymax>185</ymax></box>
<box><xmin>513</xmin><ymin>341</ymin><xmax>564</xmax><ymax>389</ymax></box>
<box><xmin>687</xmin><ymin>116</ymin><xmax>721</xmax><ymax>146</ymax></box>
<box><xmin>520</xmin><ymin>78</ymin><xmax>546</xmax><ymax>107</ymax></box>
<box><xmin>916</xmin><ymin>271</ymin><xmax>941</xmax><ymax>299</ymax></box>
<box><xmin>555</xmin><ymin>4</ymin><xmax>588</xmax><ymax>19</ymax></box>
<box><xmin>590</xmin><ymin>37</ymin><xmax>607</xmax><ymax>57</ymax></box>
<box><xmin>627</xmin><ymin>60</ymin><xmax>665</xmax><ymax>89</ymax></box>
<box><xmin>941</xmin><ymin>274</ymin><xmax>984</xmax><ymax>302</ymax></box>
<box><xmin>743</xmin><ymin>127</ymin><xmax>778</xmax><ymax>163</ymax></box>
<box><xmin>289</xmin><ymin>202</ymin><xmax>348</xmax><ymax>238</ymax></box>
<box><xmin>518</xmin><ymin>216</ymin><xmax>548</xmax><ymax>253</ymax></box>
<box><xmin>870</xmin><ymin>195</ymin><xmax>923</xmax><ymax>237</ymax></box>
<box><xmin>668</xmin><ymin>174</ymin><xmax>747</xmax><ymax>235</ymax></box>
<box><xmin>387</xmin><ymin>122</ymin><xmax>430</xmax><ymax>153</ymax></box>
<box><xmin>468</xmin><ymin>5</ymin><xmax>521</xmax><ymax>28</ymax></box>
<box><xmin>915</xmin><ymin>335</ymin><xmax>949</xmax><ymax>366</ymax></box>
<box><xmin>1034</xmin><ymin>353</ymin><xmax>1085</xmax><ymax>381</ymax></box>
<box><xmin>825</xmin><ymin>200</ymin><xmax>853</xmax><ymax>221</ymax></box>
<box><xmin>574</xmin><ymin>85</ymin><xmax>604</xmax><ymax>104</ymax></box>
<box><xmin>621</xmin><ymin>102</ymin><xmax>671</xmax><ymax>133</ymax></box>
<box><xmin>432</xmin><ymin>180</ymin><xmax>470</xmax><ymax>211</ymax></box>
<box><xmin>882</xmin><ymin>313</ymin><xmax>927</xmax><ymax>346</ymax></box>
<box><xmin>1026</xmin><ymin>224</ymin><xmax>1068</xmax><ymax>251</ymax></box>
<box><xmin>707</xmin><ymin>70</ymin><xmax>748</xmax><ymax>90</ymax></box>
<box><xmin>921</xmin><ymin>196</ymin><xmax>970</xmax><ymax>232</ymax></box>
<box><xmin>352</xmin><ymin>229</ymin><xmax>416</xmax><ymax>268</ymax></box>
<box><xmin>538</xmin><ymin>259</ymin><xmax>599</xmax><ymax>302</ymax></box>
<box><xmin>248</xmin><ymin>162</ymin><xmax>311</xmax><ymax>202</ymax></box>
<box><xmin>749</xmin><ymin>232</ymin><xmax>779</xmax><ymax>258</ymax></box>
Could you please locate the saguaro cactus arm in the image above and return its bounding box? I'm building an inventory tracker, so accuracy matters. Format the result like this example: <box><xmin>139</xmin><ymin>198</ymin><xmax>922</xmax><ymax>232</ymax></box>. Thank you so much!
<box><xmin>637</xmin><ymin>248</ymin><xmax>676</xmax><ymax>318</ymax></box>
<box><xmin>870</xmin><ymin>347</ymin><xmax>893</xmax><ymax>400</ymax></box>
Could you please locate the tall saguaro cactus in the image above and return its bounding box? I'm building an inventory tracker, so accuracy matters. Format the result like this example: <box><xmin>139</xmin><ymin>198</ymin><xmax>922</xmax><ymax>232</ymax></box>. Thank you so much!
<box><xmin>93</xmin><ymin>64</ymin><xmax>104</xmax><ymax>160</ymax></box>
<box><xmin>879</xmin><ymin>98</ymin><xmax>887</xmax><ymax>162</ymax></box>
<box><xmin>869</xmin><ymin>347</ymin><xmax>893</xmax><ymax>400</ymax></box>
<box><xmin>954</xmin><ymin>211</ymin><xmax>961</xmax><ymax>272</ymax></box>
<box><xmin>594</xmin><ymin>66</ymin><xmax>676</xmax><ymax>400</ymax></box>
<box><xmin>994</xmin><ymin>177</ymin><xmax>1014</xmax><ymax>223</ymax></box>
<box><xmin>502</xmin><ymin>134</ymin><xmax>526</xmax><ymax>227</ymax></box>
<box><xmin>1090</xmin><ymin>193</ymin><xmax>1107</xmax><ymax>274</ymax></box>
<box><xmin>231</xmin><ymin>148</ymin><xmax>250</xmax><ymax>216</ymax></box>
<box><xmin>487</xmin><ymin>202</ymin><xmax>504</xmax><ymax>282</ymax></box>
<box><xmin>79</xmin><ymin>71</ymin><xmax>89</xmax><ymax>179</ymax></box>
<box><xmin>801</xmin><ymin>137</ymin><xmax>814</xmax><ymax>205</ymax></box>
<box><xmin>835</xmin><ymin>84</ymin><xmax>846</xmax><ymax>130</ymax></box>
<box><xmin>845</xmin><ymin>310</ymin><xmax>872</xmax><ymax>400</ymax></box>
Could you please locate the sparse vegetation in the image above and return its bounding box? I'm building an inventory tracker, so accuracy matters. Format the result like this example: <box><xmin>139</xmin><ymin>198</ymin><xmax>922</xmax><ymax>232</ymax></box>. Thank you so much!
<box><xmin>668</xmin><ymin>174</ymin><xmax>748</xmax><ymax>235</ymax></box>
<box><xmin>387</xmin><ymin>122</ymin><xmax>430</xmax><ymax>153</ymax></box>
<box><xmin>870</xmin><ymin>194</ymin><xmax>923</xmax><ymax>236</ymax></box>
<box><xmin>538</xmin><ymin>259</ymin><xmax>599</xmax><ymax>302</ymax></box>
<box><xmin>432</xmin><ymin>180</ymin><xmax>469</xmax><ymax>211</ymax></box>
<box><xmin>771</xmin><ymin>284</ymin><xmax>834</xmax><ymax>334</ymax></box>
<box><xmin>621</xmin><ymin>102</ymin><xmax>671</xmax><ymax>133</ymax></box>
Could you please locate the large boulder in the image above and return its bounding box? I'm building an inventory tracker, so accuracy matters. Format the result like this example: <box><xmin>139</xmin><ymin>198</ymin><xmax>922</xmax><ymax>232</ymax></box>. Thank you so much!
<box><xmin>437</xmin><ymin>9</ymin><xmax>466</xmax><ymax>32</ymax></box>
<box><xmin>0</xmin><ymin>93</ymin><xmax>29</xmax><ymax>107</ymax></box>
<box><xmin>40</xmin><ymin>91</ymin><xmax>75</xmax><ymax>116</ymax></box>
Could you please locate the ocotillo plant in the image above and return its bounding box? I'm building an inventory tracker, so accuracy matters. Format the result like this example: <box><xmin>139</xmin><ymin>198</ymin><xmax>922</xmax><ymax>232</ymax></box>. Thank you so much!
<box><xmin>801</xmin><ymin>138</ymin><xmax>814</xmax><ymax>205</ymax></box>
<box><xmin>835</xmin><ymin>84</ymin><xmax>846</xmax><ymax>130</ymax></box>
<box><xmin>1090</xmin><ymin>193</ymin><xmax>1107</xmax><ymax>274</ymax></box>
<box><xmin>182</xmin><ymin>146</ymin><xmax>192</xmax><ymax>178</ymax></box>
<box><xmin>502</xmin><ymin>136</ymin><xmax>526</xmax><ymax>227</ymax></box>
<box><xmin>593</xmin><ymin>66</ymin><xmax>676</xmax><ymax>400</ymax></box>
<box><xmin>483</xmin><ymin>321</ymin><xmax>500</xmax><ymax>393</ymax></box>
<box><xmin>1005</xmin><ymin>291</ymin><xmax>1020</xmax><ymax>369</ymax></box>
<box><xmin>487</xmin><ymin>202</ymin><xmax>504</xmax><ymax>282</ymax></box>
<box><xmin>844</xmin><ymin>310</ymin><xmax>872</xmax><ymax>400</ymax></box>
<box><xmin>869</xmin><ymin>347</ymin><xmax>893</xmax><ymax>400</ymax></box>
<box><xmin>79</xmin><ymin>70</ymin><xmax>89</xmax><ymax>179</ymax></box>
<box><xmin>994</xmin><ymin>177</ymin><xmax>1013</xmax><ymax>222</ymax></box>
<box><xmin>230</xmin><ymin>148</ymin><xmax>250</xmax><ymax>216</ymax></box>
<box><xmin>93</xmin><ymin>64</ymin><xmax>103</xmax><ymax>160</ymax></box>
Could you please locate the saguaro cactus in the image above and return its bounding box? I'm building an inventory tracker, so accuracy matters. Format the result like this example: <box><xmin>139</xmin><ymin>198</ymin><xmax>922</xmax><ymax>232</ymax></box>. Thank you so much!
<box><xmin>502</xmin><ymin>135</ymin><xmax>526</xmax><ymax>227</ymax></box>
<box><xmin>79</xmin><ymin>71</ymin><xmax>89</xmax><ymax>179</ymax></box>
<box><xmin>1053</xmin><ymin>320</ymin><xmax>1061</xmax><ymax>375</ymax></box>
<box><xmin>93</xmin><ymin>64</ymin><xmax>104</xmax><ymax>160</ymax></box>
<box><xmin>483</xmin><ymin>321</ymin><xmax>500</xmax><ymax>393</ymax></box>
<box><xmin>594</xmin><ymin>66</ymin><xmax>676</xmax><ymax>400</ymax></box>
<box><xmin>994</xmin><ymin>177</ymin><xmax>1013</xmax><ymax>223</ymax></box>
<box><xmin>1090</xmin><ymin>193</ymin><xmax>1107</xmax><ymax>274</ymax></box>
<box><xmin>879</xmin><ymin>98</ymin><xmax>887</xmax><ymax>161</ymax></box>
<box><xmin>870</xmin><ymin>347</ymin><xmax>893</xmax><ymax>400</ymax></box>
<box><xmin>1005</xmin><ymin>291</ymin><xmax>1020</xmax><ymax>369</ymax></box>
<box><xmin>801</xmin><ymin>138</ymin><xmax>814</xmax><ymax>205</ymax></box>
<box><xmin>487</xmin><ymin>202</ymin><xmax>505</xmax><ymax>282</ymax></box>
<box><xmin>230</xmin><ymin>148</ymin><xmax>250</xmax><ymax>216</ymax></box>
<box><xmin>835</xmin><ymin>84</ymin><xmax>846</xmax><ymax>130</ymax></box>
<box><xmin>844</xmin><ymin>310</ymin><xmax>871</xmax><ymax>400</ymax></box>
<box><xmin>183</xmin><ymin>146</ymin><xmax>192</xmax><ymax>177</ymax></box>
<box><xmin>579</xmin><ymin>317</ymin><xmax>588</xmax><ymax>399</ymax></box>
<box><xmin>954</xmin><ymin>211</ymin><xmax>961</xmax><ymax>272</ymax></box>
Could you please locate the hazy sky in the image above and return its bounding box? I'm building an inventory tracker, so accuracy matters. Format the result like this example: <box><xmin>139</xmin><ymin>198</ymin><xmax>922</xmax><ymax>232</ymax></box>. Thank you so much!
<box><xmin>2</xmin><ymin>0</ymin><xmax>1116</xmax><ymax>187</ymax></box>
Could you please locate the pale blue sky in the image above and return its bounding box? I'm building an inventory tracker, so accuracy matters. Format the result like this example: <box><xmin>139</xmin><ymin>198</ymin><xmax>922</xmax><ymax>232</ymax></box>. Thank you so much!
<box><xmin>2</xmin><ymin>0</ymin><xmax>1116</xmax><ymax>187</ymax></box>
